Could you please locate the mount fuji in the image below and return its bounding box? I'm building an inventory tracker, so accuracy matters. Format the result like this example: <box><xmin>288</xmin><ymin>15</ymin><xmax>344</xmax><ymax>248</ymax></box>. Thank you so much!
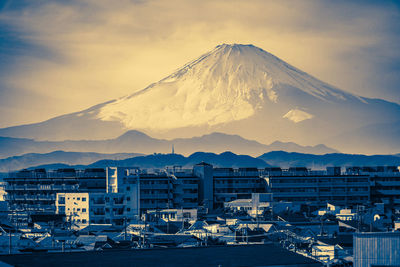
<box><xmin>1</xmin><ymin>44</ymin><xmax>399</xmax><ymax>154</ymax></box>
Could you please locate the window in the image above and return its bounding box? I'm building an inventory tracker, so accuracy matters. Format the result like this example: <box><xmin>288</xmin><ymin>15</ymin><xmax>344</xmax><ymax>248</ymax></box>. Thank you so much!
<box><xmin>127</xmin><ymin>197</ymin><xmax>131</xmax><ymax>201</ymax></box>
<box><xmin>127</xmin><ymin>208</ymin><xmax>131</xmax><ymax>212</ymax></box>
<box><xmin>82</xmin><ymin>197</ymin><xmax>86</xmax><ymax>202</ymax></box>
<box><xmin>77</xmin><ymin>208</ymin><xmax>80</xmax><ymax>211</ymax></box>
<box><xmin>77</xmin><ymin>197</ymin><xmax>80</xmax><ymax>201</ymax></box>
<box><xmin>82</xmin><ymin>208</ymin><xmax>87</xmax><ymax>213</ymax></box>
<box><xmin>127</xmin><ymin>186</ymin><xmax>130</xmax><ymax>191</ymax></box>
<box><xmin>82</xmin><ymin>219</ymin><xmax>87</xmax><ymax>224</ymax></box>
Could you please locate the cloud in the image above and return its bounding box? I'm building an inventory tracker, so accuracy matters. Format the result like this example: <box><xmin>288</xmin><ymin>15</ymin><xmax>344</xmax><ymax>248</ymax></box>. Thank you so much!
<box><xmin>0</xmin><ymin>0</ymin><xmax>399</xmax><ymax>127</ymax></box>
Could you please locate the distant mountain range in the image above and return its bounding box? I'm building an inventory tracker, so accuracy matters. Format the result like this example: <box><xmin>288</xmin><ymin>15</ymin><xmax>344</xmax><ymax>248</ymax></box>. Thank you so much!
<box><xmin>0</xmin><ymin>151</ymin><xmax>142</xmax><ymax>172</ymax></box>
<box><xmin>0</xmin><ymin>131</ymin><xmax>337</xmax><ymax>158</ymax></box>
<box><xmin>22</xmin><ymin>151</ymin><xmax>270</xmax><ymax>170</ymax></box>
<box><xmin>4</xmin><ymin>151</ymin><xmax>399</xmax><ymax>172</ymax></box>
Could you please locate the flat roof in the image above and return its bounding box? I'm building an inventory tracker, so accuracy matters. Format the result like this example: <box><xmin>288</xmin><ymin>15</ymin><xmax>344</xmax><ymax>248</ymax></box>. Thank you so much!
<box><xmin>0</xmin><ymin>244</ymin><xmax>321</xmax><ymax>267</ymax></box>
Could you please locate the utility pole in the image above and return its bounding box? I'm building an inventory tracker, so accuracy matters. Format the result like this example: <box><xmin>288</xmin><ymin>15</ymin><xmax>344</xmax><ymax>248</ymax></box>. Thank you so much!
<box><xmin>143</xmin><ymin>217</ymin><xmax>146</xmax><ymax>248</ymax></box>
<box><xmin>124</xmin><ymin>217</ymin><xmax>127</xmax><ymax>241</ymax></box>
<box><xmin>167</xmin><ymin>211</ymin><xmax>169</xmax><ymax>234</ymax></box>
<box><xmin>246</xmin><ymin>227</ymin><xmax>249</xmax><ymax>244</ymax></box>
<box><xmin>256</xmin><ymin>200</ymin><xmax>259</xmax><ymax>229</ymax></box>
<box><xmin>51</xmin><ymin>221</ymin><xmax>55</xmax><ymax>248</ymax></box>
<box><xmin>8</xmin><ymin>228</ymin><xmax>11</xmax><ymax>254</ymax></box>
<box><xmin>181</xmin><ymin>207</ymin><xmax>184</xmax><ymax>231</ymax></box>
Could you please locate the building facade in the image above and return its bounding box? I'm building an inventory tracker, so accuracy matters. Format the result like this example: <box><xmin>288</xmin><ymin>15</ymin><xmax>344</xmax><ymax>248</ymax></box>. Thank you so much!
<box><xmin>4</xmin><ymin>168</ymin><xmax>106</xmax><ymax>225</ymax></box>
<box><xmin>354</xmin><ymin>232</ymin><xmax>400</xmax><ymax>267</ymax></box>
<box><xmin>213</xmin><ymin>167</ymin><xmax>267</xmax><ymax>208</ymax></box>
<box><xmin>347</xmin><ymin>166</ymin><xmax>400</xmax><ymax>205</ymax></box>
<box><xmin>265</xmin><ymin>168</ymin><xmax>370</xmax><ymax>207</ymax></box>
<box><xmin>5</xmin><ymin>164</ymin><xmax>400</xmax><ymax>227</ymax></box>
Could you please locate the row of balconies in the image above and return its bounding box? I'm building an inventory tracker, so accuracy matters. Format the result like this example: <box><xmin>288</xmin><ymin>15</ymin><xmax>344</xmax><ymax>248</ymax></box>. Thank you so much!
<box><xmin>214</xmin><ymin>183</ymin><xmax>261</xmax><ymax>189</ymax></box>
<box><xmin>5</xmin><ymin>184</ymin><xmax>77</xmax><ymax>191</ymax></box>
<box><xmin>140</xmin><ymin>184</ymin><xmax>171</xmax><ymax>189</ymax></box>
<box><xmin>271</xmin><ymin>182</ymin><xmax>370</xmax><ymax>188</ymax></box>
<box><xmin>376</xmin><ymin>189</ymin><xmax>400</xmax><ymax>195</ymax></box>
<box><xmin>273</xmin><ymin>190</ymin><xmax>369</xmax><ymax>196</ymax></box>
<box><xmin>375</xmin><ymin>181</ymin><xmax>400</xmax><ymax>186</ymax></box>
<box><xmin>180</xmin><ymin>193</ymin><xmax>198</xmax><ymax>199</ymax></box>
<box><xmin>177</xmin><ymin>184</ymin><xmax>198</xmax><ymax>189</ymax></box>
<box><xmin>140</xmin><ymin>193</ymin><xmax>172</xmax><ymax>199</ymax></box>
<box><xmin>140</xmin><ymin>203</ymin><xmax>170</xmax><ymax>209</ymax></box>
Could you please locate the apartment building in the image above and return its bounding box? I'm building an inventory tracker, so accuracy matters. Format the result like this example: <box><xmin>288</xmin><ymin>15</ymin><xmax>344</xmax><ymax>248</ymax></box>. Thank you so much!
<box><xmin>168</xmin><ymin>168</ymin><xmax>199</xmax><ymax>209</ymax></box>
<box><xmin>56</xmin><ymin>167</ymin><xmax>200</xmax><ymax>227</ymax></box>
<box><xmin>347</xmin><ymin>166</ymin><xmax>400</xmax><ymax>205</ymax></box>
<box><xmin>56</xmin><ymin>167</ymin><xmax>140</xmax><ymax>227</ymax></box>
<box><xmin>264</xmin><ymin>167</ymin><xmax>370</xmax><ymax>207</ymax></box>
<box><xmin>6</xmin><ymin>164</ymin><xmax>400</xmax><ymax>228</ymax></box>
<box><xmin>56</xmin><ymin>192</ymin><xmax>138</xmax><ymax>227</ymax></box>
<box><xmin>4</xmin><ymin>168</ymin><xmax>106</xmax><ymax>225</ymax></box>
<box><xmin>213</xmin><ymin>167</ymin><xmax>267</xmax><ymax>208</ymax></box>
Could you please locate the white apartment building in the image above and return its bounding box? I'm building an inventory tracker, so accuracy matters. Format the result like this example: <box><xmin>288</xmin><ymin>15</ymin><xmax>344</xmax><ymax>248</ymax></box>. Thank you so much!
<box><xmin>56</xmin><ymin>167</ymin><xmax>141</xmax><ymax>228</ymax></box>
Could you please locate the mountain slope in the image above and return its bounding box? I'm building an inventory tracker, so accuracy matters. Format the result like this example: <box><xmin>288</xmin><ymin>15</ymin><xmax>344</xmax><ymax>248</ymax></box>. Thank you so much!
<box><xmin>0</xmin><ymin>131</ymin><xmax>337</xmax><ymax>158</ymax></box>
<box><xmin>0</xmin><ymin>44</ymin><xmax>399</xmax><ymax>153</ymax></box>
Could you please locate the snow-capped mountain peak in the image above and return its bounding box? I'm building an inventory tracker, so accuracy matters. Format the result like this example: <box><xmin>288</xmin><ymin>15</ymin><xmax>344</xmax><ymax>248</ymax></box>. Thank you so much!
<box><xmin>97</xmin><ymin>43</ymin><xmax>351</xmax><ymax>131</ymax></box>
<box><xmin>2</xmin><ymin>43</ymin><xmax>399</xmax><ymax>154</ymax></box>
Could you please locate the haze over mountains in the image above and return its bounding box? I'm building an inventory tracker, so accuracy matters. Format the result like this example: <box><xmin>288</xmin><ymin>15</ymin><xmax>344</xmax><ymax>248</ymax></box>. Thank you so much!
<box><xmin>0</xmin><ymin>151</ymin><xmax>142</xmax><ymax>172</ymax></box>
<box><xmin>0</xmin><ymin>44</ymin><xmax>399</xmax><ymax>155</ymax></box>
<box><xmin>6</xmin><ymin>151</ymin><xmax>399</xmax><ymax>173</ymax></box>
<box><xmin>0</xmin><ymin>131</ymin><xmax>337</xmax><ymax>159</ymax></box>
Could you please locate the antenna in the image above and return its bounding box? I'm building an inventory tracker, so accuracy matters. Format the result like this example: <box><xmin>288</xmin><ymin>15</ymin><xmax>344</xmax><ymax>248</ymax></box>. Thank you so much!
<box><xmin>172</xmin><ymin>144</ymin><xmax>175</xmax><ymax>154</ymax></box>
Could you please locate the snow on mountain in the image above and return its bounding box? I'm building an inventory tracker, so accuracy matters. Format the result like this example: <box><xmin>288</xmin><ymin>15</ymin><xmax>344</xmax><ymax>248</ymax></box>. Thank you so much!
<box><xmin>283</xmin><ymin>109</ymin><xmax>314</xmax><ymax>123</ymax></box>
<box><xmin>0</xmin><ymin>43</ymin><xmax>399</xmax><ymax>154</ymax></box>
<box><xmin>97</xmin><ymin>44</ymin><xmax>357</xmax><ymax>130</ymax></box>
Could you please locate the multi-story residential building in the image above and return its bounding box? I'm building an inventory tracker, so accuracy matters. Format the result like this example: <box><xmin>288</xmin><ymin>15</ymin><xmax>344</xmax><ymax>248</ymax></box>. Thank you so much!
<box><xmin>56</xmin><ymin>167</ymin><xmax>141</xmax><ymax>227</ymax></box>
<box><xmin>264</xmin><ymin>167</ymin><xmax>370</xmax><ymax>207</ymax></box>
<box><xmin>56</xmin><ymin>167</ymin><xmax>199</xmax><ymax>227</ymax></box>
<box><xmin>7</xmin><ymin>164</ymin><xmax>400</xmax><ymax>228</ymax></box>
<box><xmin>213</xmin><ymin>167</ymin><xmax>267</xmax><ymax>208</ymax></box>
<box><xmin>4</xmin><ymin>168</ymin><xmax>106</xmax><ymax>225</ymax></box>
<box><xmin>169</xmin><ymin>168</ymin><xmax>199</xmax><ymax>209</ymax></box>
<box><xmin>347</xmin><ymin>166</ymin><xmax>400</xmax><ymax>205</ymax></box>
<box><xmin>56</xmin><ymin>192</ymin><xmax>137</xmax><ymax>227</ymax></box>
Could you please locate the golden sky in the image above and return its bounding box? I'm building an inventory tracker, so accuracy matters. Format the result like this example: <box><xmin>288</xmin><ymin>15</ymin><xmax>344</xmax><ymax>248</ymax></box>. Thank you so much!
<box><xmin>0</xmin><ymin>0</ymin><xmax>399</xmax><ymax>127</ymax></box>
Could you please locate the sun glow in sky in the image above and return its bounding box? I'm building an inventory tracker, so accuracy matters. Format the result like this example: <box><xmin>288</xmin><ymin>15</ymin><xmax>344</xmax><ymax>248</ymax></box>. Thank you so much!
<box><xmin>0</xmin><ymin>0</ymin><xmax>399</xmax><ymax>127</ymax></box>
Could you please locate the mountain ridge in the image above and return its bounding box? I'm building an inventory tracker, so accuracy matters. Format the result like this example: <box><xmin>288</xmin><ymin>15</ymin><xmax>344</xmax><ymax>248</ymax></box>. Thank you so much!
<box><xmin>0</xmin><ymin>130</ymin><xmax>338</xmax><ymax>158</ymax></box>
<box><xmin>14</xmin><ymin>150</ymin><xmax>400</xmax><ymax>172</ymax></box>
